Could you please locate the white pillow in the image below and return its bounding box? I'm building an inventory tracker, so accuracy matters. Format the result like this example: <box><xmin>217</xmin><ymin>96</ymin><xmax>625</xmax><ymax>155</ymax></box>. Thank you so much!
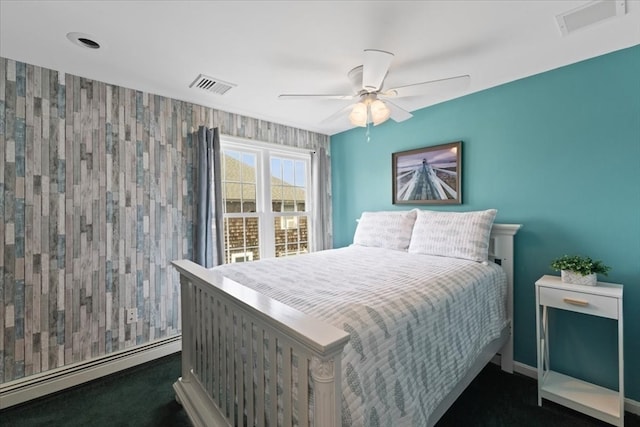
<box><xmin>408</xmin><ymin>209</ymin><xmax>497</xmax><ymax>262</ymax></box>
<box><xmin>353</xmin><ymin>210</ymin><xmax>417</xmax><ymax>251</ymax></box>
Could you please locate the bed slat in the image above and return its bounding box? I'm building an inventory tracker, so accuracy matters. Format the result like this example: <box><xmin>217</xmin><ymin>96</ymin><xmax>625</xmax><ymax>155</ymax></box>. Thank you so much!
<box><xmin>227</xmin><ymin>306</ymin><xmax>235</xmax><ymax>424</ymax></box>
<box><xmin>246</xmin><ymin>322</ymin><xmax>255</xmax><ymax>426</ymax></box>
<box><xmin>256</xmin><ymin>327</ymin><xmax>265</xmax><ymax>427</ymax></box>
<box><xmin>299</xmin><ymin>354</ymin><xmax>310</xmax><ymax>425</ymax></box>
<box><xmin>212</xmin><ymin>298</ymin><xmax>219</xmax><ymax>404</ymax></box>
<box><xmin>268</xmin><ymin>334</ymin><xmax>277</xmax><ymax>426</ymax></box>
<box><xmin>282</xmin><ymin>342</ymin><xmax>293</xmax><ymax>426</ymax></box>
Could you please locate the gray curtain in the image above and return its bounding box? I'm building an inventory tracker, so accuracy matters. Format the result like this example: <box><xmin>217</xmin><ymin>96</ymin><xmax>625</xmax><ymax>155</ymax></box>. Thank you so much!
<box><xmin>311</xmin><ymin>146</ymin><xmax>331</xmax><ymax>251</ymax></box>
<box><xmin>194</xmin><ymin>126</ymin><xmax>224</xmax><ymax>268</ymax></box>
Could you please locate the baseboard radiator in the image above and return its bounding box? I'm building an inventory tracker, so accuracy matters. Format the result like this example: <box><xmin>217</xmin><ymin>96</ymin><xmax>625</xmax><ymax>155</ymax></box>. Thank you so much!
<box><xmin>0</xmin><ymin>335</ymin><xmax>181</xmax><ymax>409</ymax></box>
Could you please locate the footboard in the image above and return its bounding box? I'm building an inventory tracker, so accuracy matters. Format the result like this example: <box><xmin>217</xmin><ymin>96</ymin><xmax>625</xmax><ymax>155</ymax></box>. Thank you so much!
<box><xmin>171</xmin><ymin>260</ymin><xmax>350</xmax><ymax>427</ymax></box>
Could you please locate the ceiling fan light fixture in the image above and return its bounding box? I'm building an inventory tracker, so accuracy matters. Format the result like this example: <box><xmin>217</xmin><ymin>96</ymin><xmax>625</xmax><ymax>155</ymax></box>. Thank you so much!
<box><xmin>370</xmin><ymin>99</ymin><xmax>390</xmax><ymax>125</ymax></box>
<box><xmin>349</xmin><ymin>102</ymin><xmax>368</xmax><ymax>127</ymax></box>
<box><xmin>349</xmin><ymin>97</ymin><xmax>391</xmax><ymax>127</ymax></box>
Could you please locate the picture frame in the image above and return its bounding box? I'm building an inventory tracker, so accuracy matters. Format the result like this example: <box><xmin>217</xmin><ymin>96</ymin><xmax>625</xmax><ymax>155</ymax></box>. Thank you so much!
<box><xmin>392</xmin><ymin>141</ymin><xmax>462</xmax><ymax>205</ymax></box>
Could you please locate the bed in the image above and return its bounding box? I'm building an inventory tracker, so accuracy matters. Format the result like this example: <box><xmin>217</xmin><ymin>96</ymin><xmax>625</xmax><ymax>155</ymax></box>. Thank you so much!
<box><xmin>172</xmin><ymin>209</ymin><xmax>521</xmax><ymax>427</ymax></box>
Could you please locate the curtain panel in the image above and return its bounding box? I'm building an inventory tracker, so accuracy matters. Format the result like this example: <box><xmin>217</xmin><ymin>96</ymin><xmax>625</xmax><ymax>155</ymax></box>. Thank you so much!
<box><xmin>194</xmin><ymin>126</ymin><xmax>224</xmax><ymax>268</ymax></box>
<box><xmin>311</xmin><ymin>147</ymin><xmax>332</xmax><ymax>251</ymax></box>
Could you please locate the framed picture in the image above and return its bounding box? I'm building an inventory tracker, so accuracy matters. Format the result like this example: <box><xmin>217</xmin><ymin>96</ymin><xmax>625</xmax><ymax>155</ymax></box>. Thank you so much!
<box><xmin>392</xmin><ymin>141</ymin><xmax>462</xmax><ymax>204</ymax></box>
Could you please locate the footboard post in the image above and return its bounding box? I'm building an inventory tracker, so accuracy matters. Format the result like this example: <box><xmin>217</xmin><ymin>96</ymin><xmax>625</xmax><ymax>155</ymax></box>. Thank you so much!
<box><xmin>311</xmin><ymin>354</ymin><xmax>343</xmax><ymax>427</ymax></box>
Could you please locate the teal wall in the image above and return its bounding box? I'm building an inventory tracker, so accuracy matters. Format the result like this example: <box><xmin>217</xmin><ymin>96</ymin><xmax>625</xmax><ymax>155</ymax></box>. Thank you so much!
<box><xmin>331</xmin><ymin>45</ymin><xmax>640</xmax><ymax>400</ymax></box>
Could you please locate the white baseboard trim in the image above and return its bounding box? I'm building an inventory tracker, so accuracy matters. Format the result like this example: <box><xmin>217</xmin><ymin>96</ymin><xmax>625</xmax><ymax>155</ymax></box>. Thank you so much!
<box><xmin>513</xmin><ymin>360</ymin><xmax>537</xmax><ymax>378</ymax></box>
<box><xmin>0</xmin><ymin>335</ymin><xmax>181</xmax><ymax>410</ymax></box>
<box><xmin>511</xmin><ymin>361</ymin><xmax>640</xmax><ymax>416</ymax></box>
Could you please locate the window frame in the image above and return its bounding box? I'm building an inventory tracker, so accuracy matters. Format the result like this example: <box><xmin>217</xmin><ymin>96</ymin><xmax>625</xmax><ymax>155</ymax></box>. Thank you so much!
<box><xmin>220</xmin><ymin>135</ymin><xmax>313</xmax><ymax>261</ymax></box>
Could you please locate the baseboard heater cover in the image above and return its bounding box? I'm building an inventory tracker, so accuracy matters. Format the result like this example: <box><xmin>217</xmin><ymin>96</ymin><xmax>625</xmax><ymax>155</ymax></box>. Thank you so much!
<box><xmin>0</xmin><ymin>335</ymin><xmax>181</xmax><ymax>409</ymax></box>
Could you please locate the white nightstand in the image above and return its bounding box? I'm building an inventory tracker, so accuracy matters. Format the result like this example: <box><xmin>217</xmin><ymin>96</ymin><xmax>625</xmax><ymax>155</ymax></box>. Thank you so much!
<box><xmin>535</xmin><ymin>275</ymin><xmax>624</xmax><ymax>426</ymax></box>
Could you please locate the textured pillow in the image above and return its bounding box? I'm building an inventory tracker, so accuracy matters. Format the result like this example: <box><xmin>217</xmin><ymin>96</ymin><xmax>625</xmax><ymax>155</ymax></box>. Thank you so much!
<box><xmin>353</xmin><ymin>210</ymin><xmax>417</xmax><ymax>251</ymax></box>
<box><xmin>408</xmin><ymin>209</ymin><xmax>497</xmax><ymax>262</ymax></box>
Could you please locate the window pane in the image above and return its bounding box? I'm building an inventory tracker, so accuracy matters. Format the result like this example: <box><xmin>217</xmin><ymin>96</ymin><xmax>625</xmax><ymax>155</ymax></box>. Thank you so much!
<box><xmin>299</xmin><ymin>216</ymin><xmax>308</xmax><ymax>245</ymax></box>
<box><xmin>241</xmin><ymin>183</ymin><xmax>256</xmax><ymax>213</ymax></box>
<box><xmin>271</xmin><ymin>156</ymin><xmax>307</xmax><ymax>213</ymax></box>
<box><xmin>274</xmin><ymin>215</ymin><xmax>308</xmax><ymax>257</ymax></box>
<box><xmin>224</xmin><ymin>182</ymin><xmax>242</xmax><ymax>213</ymax></box>
<box><xmin>243</xmin><ymin>159</ymin><xmax>256</xmax><ymax>183</ymax></box>
<box><xmin>294</xmin><ymin>160</ymin><xmax>306</xmax><ymax>187</ymax></box>
<box><xmin>222</xmin><ymin>150</ymin><xmax>257</xmax><ymax>214</ymax></box>
<box><xmin>224</xmin><ymin>217</ymin><xmax>260</xmax><ymax>263</ymax></box>
<box><xmin>282</xmin><ymin>159</ymin><xmax>294</xmax><ymax>184</ymax></box>
<box><xmin>271</xmin><ymin>157</ymin><xmax>282</xmax><ymax>180</ymax></box>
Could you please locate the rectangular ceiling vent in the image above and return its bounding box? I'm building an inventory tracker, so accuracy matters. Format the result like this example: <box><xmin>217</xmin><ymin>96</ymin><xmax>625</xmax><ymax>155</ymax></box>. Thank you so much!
<box><xmin>556</xmin><ymin>0</ymin><xmax>626</xmax><ymax>36</ymax></box>
<box><xmin>189</xmin><ymin>74</ymin><xmax>236</xmax><ymax>95</ymax></box>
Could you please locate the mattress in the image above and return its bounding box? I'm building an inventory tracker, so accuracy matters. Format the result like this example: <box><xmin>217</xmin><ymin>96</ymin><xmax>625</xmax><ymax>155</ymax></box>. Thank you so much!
<box><xmin>214</xmin><ymin>245</ymin><xmax>508</xmax><ymax>426</ymax></box>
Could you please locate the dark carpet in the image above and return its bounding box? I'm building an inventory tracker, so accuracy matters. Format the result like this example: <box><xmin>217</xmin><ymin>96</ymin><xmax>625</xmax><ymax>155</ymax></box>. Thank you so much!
<box><xmin>1</xmin><ymin>353</ymin><xmax>638</xmax><ymax>426</ymax></box>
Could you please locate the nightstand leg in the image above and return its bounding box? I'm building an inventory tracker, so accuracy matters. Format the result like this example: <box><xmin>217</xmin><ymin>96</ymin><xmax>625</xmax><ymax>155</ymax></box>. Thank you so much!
<box><xmin>542</xmin><ymin>305</ymin><xmax>549</xmax><ymax>373</ymax></box>
<box><xmin>537</xmin><ymin>304</ymin><xmax>549</xmax><ymax>407</ymax></box>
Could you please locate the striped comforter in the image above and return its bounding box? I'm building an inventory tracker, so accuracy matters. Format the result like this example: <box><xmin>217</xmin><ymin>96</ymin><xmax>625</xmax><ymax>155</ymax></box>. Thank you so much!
<box><xmin>214</xmin><ymin>245</ymin><xmax>508</xmax><ymax>426</ymax></box>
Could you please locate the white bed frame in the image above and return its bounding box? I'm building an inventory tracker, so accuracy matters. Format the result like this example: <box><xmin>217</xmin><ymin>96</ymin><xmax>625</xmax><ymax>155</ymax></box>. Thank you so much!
<box><xmin>171</xmin><ymin>223</ymin><xmax>521</xmax><ymax>427</ymax></box>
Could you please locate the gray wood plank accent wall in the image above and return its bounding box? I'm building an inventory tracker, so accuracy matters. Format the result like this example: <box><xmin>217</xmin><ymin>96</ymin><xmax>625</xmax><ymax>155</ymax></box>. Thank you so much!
<box><xmin>0</xmin><ymin>57</ymin><xmax>330</xmax><ymax>383</ymax></box>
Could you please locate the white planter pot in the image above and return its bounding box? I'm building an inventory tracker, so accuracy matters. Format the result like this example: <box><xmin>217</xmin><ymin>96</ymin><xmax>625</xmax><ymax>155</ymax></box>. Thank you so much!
<box><xmin>561</xmin><ymin>270</ymin><xmax>597</xmax><ymax>286</ymax></box>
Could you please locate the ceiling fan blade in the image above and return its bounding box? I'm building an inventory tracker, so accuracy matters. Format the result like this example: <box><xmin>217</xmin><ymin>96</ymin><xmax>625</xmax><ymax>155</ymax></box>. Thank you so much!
<box><xmin>383</xmin><ymin>74</ymin><xmax>470</xmax><ymax>98</ymax></box>
<box><xmin>384</xmin><ymin>100</ymin><xmax>413</xmax><ymax>123</ymax></box>
<box><xmin>320</xmin><ymin>103</ymin><xmax>358</xmax><ymax>124</ymax></box>
<box><xmin>362</xmin><ymin>49</ymin><xmax>394</xmax><ymax>92</ymax></box>
<box><xmin>279</xmin><ymin>94</ymin><xmax>355</xmax><ymax>100</ymax></box>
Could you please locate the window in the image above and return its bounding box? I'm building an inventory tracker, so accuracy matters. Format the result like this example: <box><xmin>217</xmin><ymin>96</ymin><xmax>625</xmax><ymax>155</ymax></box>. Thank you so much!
<box><xmin>221</xmin><ymin>136</ymin><xmax>312</xmax><ymax>263</ymax></box>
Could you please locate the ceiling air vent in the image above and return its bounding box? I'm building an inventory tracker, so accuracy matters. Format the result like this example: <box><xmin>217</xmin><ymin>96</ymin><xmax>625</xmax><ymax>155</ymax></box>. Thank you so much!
<box><xmin>556</xmin><ymin>0</ymin><xmax>626</xmax><ymax>36</ymax></box>
<box><xmin>189</xmin><ymin>74</ymin><xmax>236</xmax><ymax>95</ymax></box>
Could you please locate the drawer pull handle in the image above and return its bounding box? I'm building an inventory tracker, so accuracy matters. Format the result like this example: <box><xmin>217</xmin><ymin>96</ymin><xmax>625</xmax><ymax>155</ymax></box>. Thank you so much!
<box><xmin>563</xmin><ymin>297</ymin><xmax>589</xmax><ymax>307</ymax></box>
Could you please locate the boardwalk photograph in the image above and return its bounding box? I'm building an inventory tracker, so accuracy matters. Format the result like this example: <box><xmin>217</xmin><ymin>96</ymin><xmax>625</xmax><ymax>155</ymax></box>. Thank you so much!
<box><xmin>392</xmin><ymin>141</ymin><xmax>461</xmax><ymax>204</ymax></box>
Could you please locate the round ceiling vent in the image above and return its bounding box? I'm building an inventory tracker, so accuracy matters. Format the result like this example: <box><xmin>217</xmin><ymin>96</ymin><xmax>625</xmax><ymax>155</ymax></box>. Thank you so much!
<box><xmin>66</xmin><ymin>32</ymin><xmax>102</xmax><ymax>50</ymax></box>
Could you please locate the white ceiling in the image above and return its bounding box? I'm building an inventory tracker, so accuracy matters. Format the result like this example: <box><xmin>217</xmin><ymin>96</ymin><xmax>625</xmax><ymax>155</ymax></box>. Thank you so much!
<box><xmin>1</xmin><ymin>1</ymin><xmax>639</xmax><ymax>136</ymax></box>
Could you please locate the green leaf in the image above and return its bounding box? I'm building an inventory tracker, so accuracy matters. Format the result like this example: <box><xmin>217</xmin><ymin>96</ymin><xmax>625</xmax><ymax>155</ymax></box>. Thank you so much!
<box><xmin>550</xmin><ymin>254</ymin><xmax>610</xmax><ymax>276</ymax></box>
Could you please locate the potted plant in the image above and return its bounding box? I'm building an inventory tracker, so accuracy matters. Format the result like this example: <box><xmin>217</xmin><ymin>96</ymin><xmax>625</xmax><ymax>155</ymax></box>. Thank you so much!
<box><xmin>550</xmin><ymin>255</ymin><xmax>611</xmax><ymax>286</ymax></box>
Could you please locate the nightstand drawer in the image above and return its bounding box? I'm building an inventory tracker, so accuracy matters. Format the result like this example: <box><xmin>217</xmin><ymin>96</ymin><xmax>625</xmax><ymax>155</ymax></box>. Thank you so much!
<box><xmin>539</xmin><ymin>286</ymin><xmax>619</xmax><ymax>319</ymax></box>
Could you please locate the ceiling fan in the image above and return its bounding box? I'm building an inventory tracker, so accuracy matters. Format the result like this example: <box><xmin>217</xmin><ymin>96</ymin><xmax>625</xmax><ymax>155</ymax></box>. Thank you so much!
<box><xmin>278</xmin><ymin>49</ymin><xmax>470</xmax><ymax>128</ymax></box>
